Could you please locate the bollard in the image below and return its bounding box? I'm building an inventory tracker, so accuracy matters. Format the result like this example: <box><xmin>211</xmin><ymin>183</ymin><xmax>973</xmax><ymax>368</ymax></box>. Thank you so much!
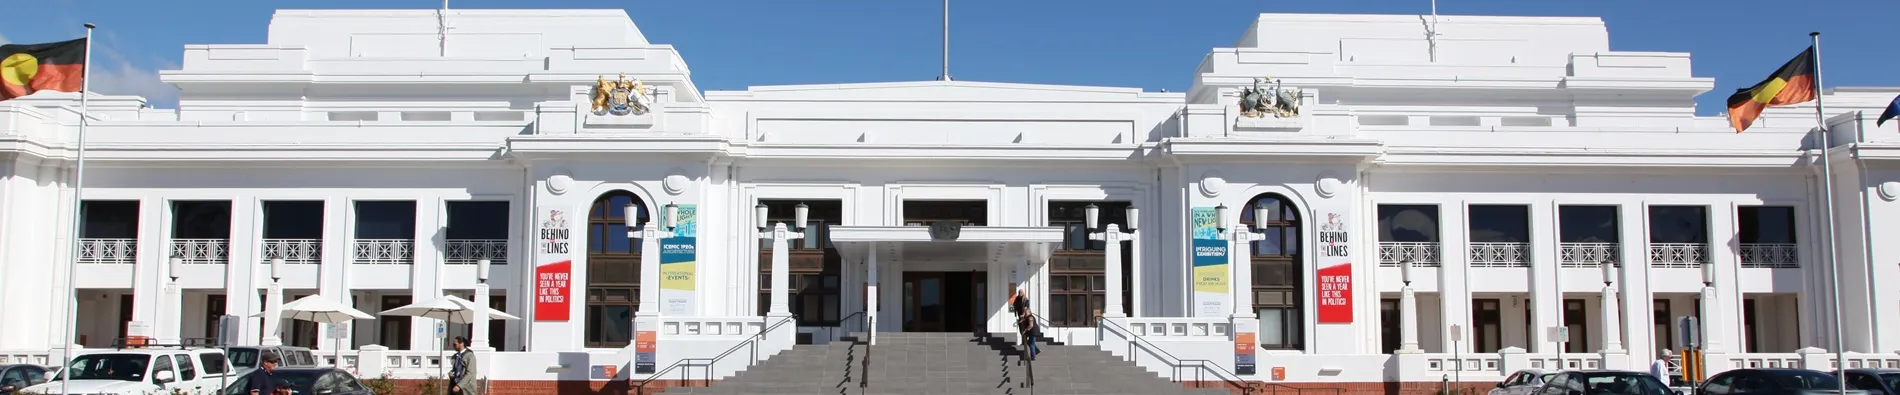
<box><xmin>1442</xmin><ymin>374</ymin><xmax>1451</xmax><ymax>395</ymax></box>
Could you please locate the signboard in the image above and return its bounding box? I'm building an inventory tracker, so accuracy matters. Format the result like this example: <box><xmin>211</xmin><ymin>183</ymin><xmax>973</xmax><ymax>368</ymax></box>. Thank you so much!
<box><xmin>1315</xmin><ymin>211</ymin><xmax>1354</xmax><ymax>324</ymax></box>
<box><xmin>534</xmin><ymin>207</ymin><xmax>573</xmax><ymax>321</ymax></box>
<box><xmin>591</xmin><ymin>365</ymin><xmax>619</xmax><ymax>379</ymax></box>
<box><xmin>1677</xmin><ymin>316</ymin><xmax>1700</xmax><ymax>349</ymax></box>
<box><xmin>634</xmin><ymin>330</ymin><xmax>657</xmax><ymax>374</ymax></box>
<box><xmin>434</xmin><ymin>321</ymin><xmax>448</xmax><ymax>339</ymax></box>
<box><xmin>326</xmin><ymin>322</ymin><xmax>348</xmax><ymax>340</ymax></box>
<box><xmin>1550</xmin><ymin>326</ymin><xmax>1571</xmax><ymax>343</ymax></box>
<box><xmin>218</xmin><ymin>315</ymin><xmax>239</xmax><ymax>346</ymax></box>
<box><xmin>1234</xmin><ymin>319</ymin><xmax>1257</xmax><ymax>376</ymax></box>
<box><xmin>1190</xmin><ymin>207</ymin><xmax>1229</xmax><ymax>317</ymax></box>
<box><xmin>1271</xmin><ymin>366</ymin><xmax>1286</xmax><ymax>381</ymax></box>
<box><xmin>659</xmin><ymin>204</ymin><xmax>699</xmax><ymax>316</ymax></box>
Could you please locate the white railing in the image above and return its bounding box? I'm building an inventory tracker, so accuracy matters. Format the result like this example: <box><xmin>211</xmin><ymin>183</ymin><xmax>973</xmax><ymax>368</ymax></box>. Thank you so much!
<box><xmin>0</xmin><ymin>350</ymin><xmax>53</xmax><ymax>365</ymax></box>
<box><xmin>170</xmin><ymin>239</ymin><xmax>230</xmax><ymax>264</ymax></box>
<box><xmin>1380</xmin><ymin>242</ymin><xmax>1442</xmax><ymax>267</ymax></box>
<box><xmin>1559</xmin><ymin>242</ymin><xmax>1620</xmax><ymax>267</ymax></box>
<box><xmin>664</xmin><ymin>316</ymin><xmax>767</xmax><ymax>337</ymax></box>
<box><xmin>1117</xmin><ymin>317</ymin><xmax>1231</xmax><ymax>339</ymax></box>
<box><xmin>1648</xmin><ymin>243</ymin><xmax>1709</xmax><ymax>268</ymax></box>
<box><xmin>1528</xmin><ymin>355</ymin><xmax>1603</xmax><ymax>370</ymax></box>
<box><xmin>1727</xmin><ymin>353</ymin><xmax>1803</xmax><ymax>369</ymax></box>
<box><xmin>444</xmin><ymin>239</ymin><xmax>508</xmax><ymax>265</ymax></box>
<box><xmin>262</xmin><ymin>238</ymin><xmax>322</xmax><ymax>264</ymax></box>
<box><xmin>353</xmin><ymin>239</ymin><xmax>415</xmax><ymax>265</ymax></box>
<box><xmin>1468</xmin><ymin>242</ymin><xmax>1530</xmax><ymax>268</ymax></box>
<box><xmin>80</xmin><ymin>238</ymin><xmax>138</xmax><ymax>264</ymax></box>
<box><xmin>1429</xmin><ymin>353</ymin><xmax>1504</xmax><ymax>375</ymax></box>
<box><xmin>1739</xmin><ymin>243</ymin><xmax>1799</xmax><ymax>268</ymax></box>
<box><xmin>383</xmin><ymin>349</ymin><xmax>443</xmax><ymax>376</ymax></box>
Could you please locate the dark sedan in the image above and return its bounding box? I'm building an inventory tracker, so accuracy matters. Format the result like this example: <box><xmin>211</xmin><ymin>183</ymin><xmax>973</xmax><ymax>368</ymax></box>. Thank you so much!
<box><xmin>1700</xmin><ymin>368</ymin><xmax>1868</xmax><ymax>395</ymax></box>
<box><xmin>1840</xmin><ymin>369</ymin><xmax>1900</xmax><ymax>395</ymax></box>
<box><xmin>1534</xmin><ymin>370</ymin><xmax>1675</xmax><ymax>395</ymax></box>
<box><xmin>0</xmin><ymin>364</ymin><xmax>50</xmax><ymax>394</ymax></box>
<box><xmin>219</xmin><ymin>367</ymin><xmax>373</xmax><ymax>395</ymax></box>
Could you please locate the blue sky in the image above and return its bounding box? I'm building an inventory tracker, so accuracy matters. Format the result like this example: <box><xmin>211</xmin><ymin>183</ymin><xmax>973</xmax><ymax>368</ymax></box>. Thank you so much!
<box><xmin>3</xmin><ymin>0</ymin><xmax>1895</xmax><ymax>113</ymax></box>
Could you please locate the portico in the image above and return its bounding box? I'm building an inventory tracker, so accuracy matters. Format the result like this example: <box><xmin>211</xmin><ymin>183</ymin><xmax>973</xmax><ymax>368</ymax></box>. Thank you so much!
<box><xmin>830</xmin><ymin>226</ymin><xmax>1067</xmax><ymax>340</ymax></box>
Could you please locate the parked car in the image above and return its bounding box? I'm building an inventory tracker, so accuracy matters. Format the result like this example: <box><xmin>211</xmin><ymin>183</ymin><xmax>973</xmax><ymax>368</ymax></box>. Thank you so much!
<box><xmin>225</xmin><ymin>345</ymin><xmax>319</xmax><ymax>377</ymax></box>
<box><xmin>0</xmin><ymin>364</ymin><xmax>51</xmax><ymax>394</ymax></box>
<box><xmin>1700</xmin><ymin>368</ymin><xmax>1869</xmax><ymax>395</ymax></box>
<box><xmin>20</xmin><ymin>347</ymin><xmax>236</xmax><ymax>395</ymax></box>
<box><xmin>1840</xmin><ymin>369</ymin><xmax>1900</xmax><ymax>395</ymax></box>
<box><xmin>1495</xmin><ymin>369</ymin><xmax>1559</xmax><ymax>395</ymax></box>
<box><xmin>218</xmin><ymin>367</ymin><xmax>372</xmax><ymax>395</ymax></box>
<box><xmin>1533</xmin><ymin>370</ymin><xmax>1675</xmax><ymax>395</ymax></box>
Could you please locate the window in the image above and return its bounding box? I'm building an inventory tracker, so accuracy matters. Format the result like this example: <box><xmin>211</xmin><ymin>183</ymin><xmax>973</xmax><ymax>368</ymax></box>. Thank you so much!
<box><xmin>902</xmin><ymin>200</ymin><xmax>988</xmax><ymax>226</ymax></box>
<box><xmin>172</xmin><ymin>353</ymin><xmax>197</xmax><ymax>381</ymax></box>
<box><xmin>1559</xmin><ymin>205</ymin><xmax>1620</xmax><ymax>267</ymax></box>
<box><xmin>354</xmin><ymin>201</ymin><xmax>417</xmax><ymax>239</ymax></box>
<box><xmin>81</xmin><ymin>201</ymin><xmax>141</xmax><ymax>239</ymax></box>
<box><xmin>262</xmin><ymin>201</ymin><xmax>324</xmax><ymax>239</ymax></box>
<box><xmin>1046</xmin><ymin>201</ymin><xmax>1133</xmax><ymax>321</ymax></box>
<box><xmin>1378</xmin><ymin>204</ymin><xmax>1440</xmax><ymax>266</ymax></box>
<box><xmin>757</xmin><ymin>200</ymin><xmax>843</xmax><ymax>326</ymax></box>
<box><xmin>1648</xmin><ymin>206</ymin><xmax>1710</xmax><ymax>267</ymax></box>
<box><xmin>171</xmin><ymin>201</ymin><xmax>233</xmax><ymax>239</ymax></box>
<box><xmin>1380</xmin><ymin>299</ymin><xmax>1400</xmax><ymax>354</ymax></box>
<box><xmin>1738</xmin><ymin>206</ymin><xmax>1797</xmax><ymax>267</ymax></box>
<box><xmin>586</xmin><ymin>191</ymin><xmax>645</xmax><ymax>348</ymax></box>
<box><xmin>200</xmin><ymin>353</ymin><xmax>229</xmax><ymax>375</ymax></box>
<box><xmin>150</xmin><ymin>355</ymin><xmax>174</xmax><ymax>384</ymax></box>
<box><xmin>489</xmin><ymin>295</ymin><xmax>509</xmax><ymax>350</ymax></box>
<box><xmin>1474</xmin><ymin>299</ymin><xmax>1502</xmax><ymax>352</ymax></box>
<box><xmin>447</xmin><ymin>201</ymin><xmax>510</xmax><ymax>240</ymax></box>
<box><xmin>1654</xmin><ymin>301</ymin><xmax>1673</xmax><ymax>351</ymax></box>
<box><xmin>1743</xmin><ymin>299</ymin><xmax>1758</xmax><ymax>353</ymax></box>
<box><xmin>1468</xmin><ymin>205</ymin><xmax>1530</xmax><ymax>267</ymax></box>
<box><xmin>204</xmin><ymin>295</ymin><xmax>226</xmax><ymax>345</ymax></box>
<box><xmin>378</xmin><ymin>295</ymin><xmax>412</xmax><ymax>350</ymax></box>
<box><xmin>1563</xmin><ymin>299</ymin><xmax>1588</xmax><ymax>353</ymax></box>
<box><xmin>1248</xmin><ymin>194</ymin><xmax>1304</xmax><ymax>350</ymax></box>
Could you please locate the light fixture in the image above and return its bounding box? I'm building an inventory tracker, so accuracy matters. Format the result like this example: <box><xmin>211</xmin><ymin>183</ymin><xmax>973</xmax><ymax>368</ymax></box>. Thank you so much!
<box><xmin>1214</xmin><ymin>203</ymin><xmax>1229</xmax><ymax>233</ymax></box>
<box><xmin>1124</xmin><ymin>205</ymin><xmax>1139</xmax><ymax>232</ymax></box>
<box><xmin>754</xmin><ymin>203</ymin><xmax>769</xmax><ymax>231</ymax></box>
<box><xmin>794</xmin><ymin>202</ymin><xmax>810</xmax><ymax>232</ymax></box>
<box><xmin>168</xmin><ymin>255</ymin><xmax>184</xmax><ymax>281</ymax></box>
<box><xmin>1400</xmin><ymin>259</ymin><xmax>1414</xmax><ymax>285</ymax></box>
<box><xmin>624</xmin><ymin>203</ymin><xmax>641</xmax><ymax>228</ymax></box>
<box><xmin>1601</xmin><ymin>260</ymin><xmax>1616</xmax><ymax>286</ymax></box>
<box><xmin>664</xmin><ymin>203</ymin><xmax>680</xmax><ymax>231</ymax></box>
<box><xmin>1252</xmin><ymin>203</ymin><xmax>1270</xmax><ymax>232</ymax></box>
<box><xmin>1084</xmin><ymin>203</ymin><xmax>1101</xmax><ymax>230</ymax></box>
<box><xmin>1700</xmin><ymin>261</ymin><xmax>1716</xmax><ymax>286</ymax></box>
<box><xmin>477</xmin><ymin>259</ymin><xmax>491</xmax><ymax>283</ymax></box>
<box><xmin>270</xmin><ymin>258</ymin><xmax>285</xmax><ymax>281</ymax></box>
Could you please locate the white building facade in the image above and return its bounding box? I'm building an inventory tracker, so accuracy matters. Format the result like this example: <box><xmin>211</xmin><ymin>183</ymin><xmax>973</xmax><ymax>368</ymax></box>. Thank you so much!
<box><xmin>4</xmin><ymin>8</ymin><xmax>1900</xmax><ymax>388</ymax></box>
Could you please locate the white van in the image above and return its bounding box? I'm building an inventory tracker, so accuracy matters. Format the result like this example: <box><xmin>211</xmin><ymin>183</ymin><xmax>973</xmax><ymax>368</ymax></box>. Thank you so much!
<box><xmin>21</xmin><ymin>348</ymin><xmax>235</xmax><ymax>395</ymax></box>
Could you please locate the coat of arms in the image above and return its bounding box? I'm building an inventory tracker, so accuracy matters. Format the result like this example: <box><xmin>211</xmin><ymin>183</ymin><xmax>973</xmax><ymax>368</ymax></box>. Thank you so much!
<box><xmin>1238</xmin><ymin>77</ymin><xmax>1302</xmax><ymax>119</ymax></box>
<box><xmin>591</xmin><ymin>73</ymin><xmax>651</xmax><ymax>116</ymax></box>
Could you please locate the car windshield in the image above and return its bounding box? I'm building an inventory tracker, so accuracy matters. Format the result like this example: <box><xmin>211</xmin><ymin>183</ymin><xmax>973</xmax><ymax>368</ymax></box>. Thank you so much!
<box><xmin>1878</xmin><ymin>374</ymin><xmax>1900</xmax><ymax>392</ymax></box>
<box><xmin>1576</xmin><ymin>372</ymin><xmax>1672</xmax><ymax>395</ymax></box>
<box><xmin>62</xmin><ymin>354</ymin><xmax>150</xmax><ymax>382</ymax></box>
<box><xmin>1772</xmin><ymin>370</ymin><xmax>1841</xmax><ymax>389</ymax></box>
<box><xmin>228</xmin><ymin>348</ymin><xmax>259</xmax><ymax>368</ymax></box>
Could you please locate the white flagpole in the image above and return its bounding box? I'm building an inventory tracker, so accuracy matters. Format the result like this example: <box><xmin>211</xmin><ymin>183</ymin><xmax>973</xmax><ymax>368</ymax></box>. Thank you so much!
<box><xmin>1807</xmin><ymin>31</ymin><xmax>1850</xmax><ymax>395</ymax></box>
<box><xmin>59</xmin><ymin>22</ymin><xmax>97</xmax><ymax>395</ymax></box>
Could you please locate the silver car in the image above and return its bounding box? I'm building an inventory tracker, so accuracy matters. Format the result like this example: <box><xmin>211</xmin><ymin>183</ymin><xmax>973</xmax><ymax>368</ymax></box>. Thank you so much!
<box><xmin>1494</xmin><ymin>369</ymin><xmax>1558</xmax><ymax>395</ymax></box>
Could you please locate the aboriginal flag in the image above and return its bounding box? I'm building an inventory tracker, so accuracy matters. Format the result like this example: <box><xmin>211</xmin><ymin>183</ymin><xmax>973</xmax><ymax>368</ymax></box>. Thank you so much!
<box><xmin>1</xmin><ymin>38</ymin><xmax>88</xmax><ymax>101</ymax></box>
<box><xmin>1725</xmin><ymin>46</ymin><xmax>1817</xmax><ymax>133</ymax></box>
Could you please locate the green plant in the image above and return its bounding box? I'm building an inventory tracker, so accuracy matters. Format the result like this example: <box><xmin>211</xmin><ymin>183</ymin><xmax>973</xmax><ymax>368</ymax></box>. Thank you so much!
<box><xmin>361</xmin><ymin>371</ymin><xmax>399</xmax><ymax>395</ymax></box>
<box><xmin>414</xmin><ymin>375</ymin><xmax>442</xmax><ymax>395</ymax></box>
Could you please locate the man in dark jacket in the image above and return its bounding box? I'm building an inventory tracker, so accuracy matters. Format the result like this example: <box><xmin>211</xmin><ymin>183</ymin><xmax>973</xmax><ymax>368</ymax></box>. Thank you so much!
<box><xmin>243</xmin><ymin>352</ymin><xmax>289</xmax><ymax>395</ymax></box>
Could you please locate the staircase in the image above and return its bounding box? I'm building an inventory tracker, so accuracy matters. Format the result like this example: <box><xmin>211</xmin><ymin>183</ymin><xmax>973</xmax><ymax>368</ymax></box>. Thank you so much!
<box><xmin>656</xmin><ymin>331</ymin><xmax>1244</xmax><ymax>395</ymax></box>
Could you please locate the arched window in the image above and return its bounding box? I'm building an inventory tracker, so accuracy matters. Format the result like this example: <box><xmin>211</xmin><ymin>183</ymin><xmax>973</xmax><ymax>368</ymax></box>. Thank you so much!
<box><xmin>1243</xmin><ymin>193</ymin><xmax>1303</xmax><ymax>350</ymax></box>
<box><xmin>585</xmin><ymin>191</ymin><xmax>647</xmax><ymax>348</ymax></box>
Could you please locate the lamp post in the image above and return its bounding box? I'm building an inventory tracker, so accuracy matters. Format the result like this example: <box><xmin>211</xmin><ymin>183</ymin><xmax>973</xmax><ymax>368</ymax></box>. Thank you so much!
<box><xmin>1216</xmin><ymin>203</ymin><xmax>1261</xmax><ymax>320</ymax></box>
<box><xmin>164</xmin><ymin>255</ymin><xmax>183</xmax><ymax>345</ymax></box>
<box><xmin>1600</xmin><ymin>260</ymin><xmax>1623</xmax><ymax>353</ymax></box>
<box><xmin>471</xmin><ymin>258</ymin><xmax>493</xmax><ymax>350</ymax></box>
<box><xmin>1085</xmin><ymin>204</ymin><xmax>1138</xmax><ymax>318</ymax></box>
<box><xmin>756</xmin><ymin>202</ymin><xmax>809</xmax><ymax>317</ymax></box>
<box><xmin>1698</xmin><ymin>260</ymin><xmax>1720</xmax><ymax>353</ymax></box>
<box><xmin>263</xmin><ymin>258</ymin><xmax>286</xmax><ymax>346</ymax></box>
<box><xmin>628</xmin><ymin>202</ymin><xmax>679</xmax><ymax>339</ymax></box>
<box><xmin>1398</xmin><ymin>259</ymin><xmax>1421</xmax><ymax>352</ymax></box>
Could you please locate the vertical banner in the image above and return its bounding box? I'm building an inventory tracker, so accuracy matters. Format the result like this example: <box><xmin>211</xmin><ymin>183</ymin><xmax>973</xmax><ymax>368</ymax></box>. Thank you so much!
<box><xmin>633</xmin><ymin>330</ymin><xmax>656</xmax><ymax>374</ymax></box>
<box><xmin>660</xmin><ymin>204</ymin><xmax>699</xmax><ymax>315</ymax></box>
<box><xmin>1234</xmin><ymin>319</ymin><xmax>1257</xmax><ymax>375</ymax></box>
<box><xmin>1190</xmin><ymin>207</ymin><xmax>1230</xmax><ymax>317</ymax></box>
<box><xmin>1315</xmin><ymin>211</ymin><xmax>1354</xmax><ymax>324</ymax></box>
<box><xmin>534</xmin><ymin>207</ymin><xmax>573</xmax><ymax>321</ymax></box>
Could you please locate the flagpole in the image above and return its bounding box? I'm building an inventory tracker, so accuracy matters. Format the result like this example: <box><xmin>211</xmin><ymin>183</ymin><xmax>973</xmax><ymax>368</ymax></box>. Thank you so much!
<box><xmin>1808</xmin><ymin>31</ymin><xmax>1850</xmax><ymax>395</ymax></box>
<box><xmin>59</xmin><ymin>22</ymin><xmax>96</xmax><ymax>395</ymax></box>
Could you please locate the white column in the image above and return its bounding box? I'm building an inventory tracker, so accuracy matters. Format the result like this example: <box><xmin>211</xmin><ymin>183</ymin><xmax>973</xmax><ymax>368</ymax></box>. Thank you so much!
<box><xmin>635</xmin><ymin>223</ymin><xmax>665</xmax><ymax>333</ymax></box>
<box><xmin>1400</xmin><ymin>285</ymin><xmax>1421</xmax><ymax>352</ymax></box>
<box><xmin>160</xmin><ymin>275</ymin><xmax>181</xmax><ymax>345</ymax></box>
<box><xmin>1700</xmin><ymin>285</ymin><xmax>1724</xmax><ymax>352</ymax></box>
<box><xmin>767</xmin><ymin>223</ymin><xmax>796</xmax><ymax>316</ymax></box>
<box><xmin>866</xmin><ymin>242</ymin><xmax>879</xmax><ymax>345</ymax></box>
<box><xmin>263</xmin><ymin>279</ymin><xmax>284</xmax><ymax>346</ymax></box>
<box><xmin>1601</xmin><ymin>284</ymin><xmax>1623</xmax><ymax>352</ymax></box>
<box><xmin>410</xmin><ymin>198</ymin><xmax>444</xmax><ymax>352</ymax></box>
<box><xmin>1094</xmin><ymin>224</ymin><xmax>1128</xmax><ymax>318</ymax></box>
<box><xmin>1226</xmin><ymin>228</ymin><xmax>1263</xmax><ymax>317</ymax></box>
<box><xmin>472</xmin><ymin>283</ymin><xmax>491</xmax><ymax>350</ymax></box>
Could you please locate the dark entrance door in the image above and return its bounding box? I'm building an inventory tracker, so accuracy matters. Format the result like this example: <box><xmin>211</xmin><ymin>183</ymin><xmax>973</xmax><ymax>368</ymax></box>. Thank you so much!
<box><xmin>902</xmin><ymin>271</ymin><xmax>986</xmax><ymax>332</ymax></box>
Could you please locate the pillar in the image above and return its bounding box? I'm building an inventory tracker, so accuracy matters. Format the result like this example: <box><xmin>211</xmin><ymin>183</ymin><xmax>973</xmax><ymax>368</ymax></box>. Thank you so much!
<box><xmin>636</xmin><ymin>223</ymin><xmax>664</xmax><ymax>333</ymax></box>
<box><xmin>472</xmin><ymin>282</ymin><xmax>491</xmax><ymax>350</ymax></box>
<box><xmin>768</xmin><ymin>223</ymin><xmax>792</xmax><ymax>316</ymax></box>
<box><xmin>1700</xmin><ymin>285</ymin><xmax>1724</xmax><ymax>352</ymax></box>
<box><xmin>1400</xmin><ymin>285</ymin><xmax>1420</xmax><ymax>352</ymax></box>
<box><xmin>263</xmin><ymin>280</ymin><xmax>284</xmax><ymax>346</ymax></box>
<box><xmin>866</xmin><ymin>242</ymin><xmax>879</xmax><ymax>345</ymax></box>
<box><xmin>1100</xmin><ymin>224</ymin><xmax>1126</xmax><ymax>318</ymax></box>
<box><xmin>1601</xmin><ymin>284</ymin><xmax>1623</xmax><ymax>352</ymax></box>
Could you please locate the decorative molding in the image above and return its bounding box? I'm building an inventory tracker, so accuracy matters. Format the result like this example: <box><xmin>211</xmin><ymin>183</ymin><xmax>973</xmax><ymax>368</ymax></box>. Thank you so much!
<box><xmin>1880</xmin><ymin>181</ymin><xmax>1900</xmax><ymax>201</ymax></box>
<box><xmin>1314</xmin><ymin>173</ymin><xmax>1341</xmax><ymax>199</ymax></box>
<box><xmin>1200</xmin><ymin>171</ymin><xmax>1225</xmax><ymax>198</ymax></box>
<box><xmin>261</xmin><ymin>239</ymin><xmax>322</xmax><ymax>264</ymax></box>
<box><xmin>662</xmin><ymin>170</ymin><xmax>689</xmax><ymax>196</ymax></box>
<box><xmin>547</xmin><ymin>171</ymin><xmax>573</xmax><ymax>195</ymax></box>
<box><xmin>445</xmin><ymin>239</ymin><xmax>509</xmax><ymax>265</ymax></box>
<box><xmin>1467</xmin><ymin>242</ymin><xmax>1530</xmax><ymax>268</ymax></box>
<box><xmin>353</xmin><ymin>239</ymin><xmax>415</xmax><ymax>265</ymax></box>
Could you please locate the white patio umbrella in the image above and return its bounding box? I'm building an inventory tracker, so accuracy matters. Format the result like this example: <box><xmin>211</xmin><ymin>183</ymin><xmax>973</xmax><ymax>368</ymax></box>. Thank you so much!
<box><xmin>252</xmin><ymin>295</ymin><xmax>374</xmax><ymax>364</ymax></box>
<box><xmin>379</xmin><ymin>294</ymin><xmax>520</xmax><ymax>392</ymax></box>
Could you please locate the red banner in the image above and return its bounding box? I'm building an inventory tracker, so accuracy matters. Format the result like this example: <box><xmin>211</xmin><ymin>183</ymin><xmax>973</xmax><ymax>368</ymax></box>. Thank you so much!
<box><xmin>534</xmin><ymin>260</ymin><xmax>572</xmax><ymax>321</ymax></box>
<box><xmin>1316</xmin><ymin>263</ymin><xmax>1353</xmax><ymax>323</ymax></box>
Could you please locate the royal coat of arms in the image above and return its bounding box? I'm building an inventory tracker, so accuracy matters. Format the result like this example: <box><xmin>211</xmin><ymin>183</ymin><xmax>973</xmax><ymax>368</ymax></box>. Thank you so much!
<box><xmin>591</xmin><ymin>73</ymin><xmax>651</xmax><ymax>116</ymax></box>
<box><xmin>1238</xmin><ymin>76</ymin><xmax>1302</xmax><ymax>119</ymax></box>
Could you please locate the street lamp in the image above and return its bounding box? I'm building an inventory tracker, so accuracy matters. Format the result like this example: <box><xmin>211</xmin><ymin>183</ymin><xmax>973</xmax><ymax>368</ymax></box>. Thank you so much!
<box><xmin>168</xmin><ymin>255</ymin><xmax>184</xmax><ymax>282</ymax></box>
<box><xmin>476</xmin><ymin>259</ymin><xmax>491</xmax><ymax>283</ymax></box>
<box><xmin>263</xmin><ymin>258</ymin><xmax>286</xmax><ymax>346</ymax></box>
<box><xmin>1085</xmin><ymin>203</ymin><xmax>1138</xmax><ymax>318</ymax></box>
<box><xmin>759</xmin><ymin>202</ymin><xmax>809</xmax><ymax>316</ymax></box>
<box><xmin>1398</xmin><ymin>259</ymin><xmax>1420</xmax><ymax>352</ymax></box>
<box><xmin>1600</xmin><ymin>259</ymin><xmax>1623</xmax><ymax>352</ymax></box>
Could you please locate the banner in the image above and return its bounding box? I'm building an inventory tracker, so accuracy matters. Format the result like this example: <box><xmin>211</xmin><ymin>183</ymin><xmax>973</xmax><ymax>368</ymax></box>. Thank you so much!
<box><xmin>534</xmin><ymin>207</ymin><xmax>573</xmax><ymax>321</ymax></box>
<box><xmin>633</xmin><ymin>330</ymin><xmax>656</xmax><ymax>374</ymax></box>
<box><xmin>1234</xmin><ymin>319</ymin><xmax>1257</xmax><ymax>375</ymax></box>
<box><xmin>1190</xmin><ymin>207</ymin><xmax>1229</xmax><ymax>317</ymax></box>
<box><xmin>1315</xmin><ymin>211</ymin><xmax>1354</xmax><ymax>324</ymax></box>
<box><xmin>660</xmin><ymin>204</ymin><xmax>699</xmax><ymax>315</ymax></box>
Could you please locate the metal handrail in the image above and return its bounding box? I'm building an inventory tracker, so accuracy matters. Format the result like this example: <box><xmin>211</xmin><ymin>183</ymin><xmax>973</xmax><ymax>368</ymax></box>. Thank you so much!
<box><xmin>829</xmin><ymin>311</ymin><xmax>868</xmax><ymax>342</ymax></box>
<box><xmin>631</xmin><ymin>315</ymin><xmax>800</xmax><ymax>392</ymax></box>
<box><xmin>1095</xmin><ymin>317</ymin><xmax>1256</xmax><ymax>395</ymax></box>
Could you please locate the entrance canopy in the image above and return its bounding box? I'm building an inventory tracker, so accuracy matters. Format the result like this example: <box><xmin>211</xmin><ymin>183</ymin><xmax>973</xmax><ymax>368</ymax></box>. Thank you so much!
<box><xmin>830</xmin><ymin>226</ymin><xmax>1065</xmax><ymax>264</ymax></box>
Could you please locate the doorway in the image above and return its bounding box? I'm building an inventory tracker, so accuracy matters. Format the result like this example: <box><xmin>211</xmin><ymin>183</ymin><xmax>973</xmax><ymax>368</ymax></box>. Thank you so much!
<box><xmin>902</xmin><ymin>271</ymin><xmax>987</xmax><ymax>332</ymax></box>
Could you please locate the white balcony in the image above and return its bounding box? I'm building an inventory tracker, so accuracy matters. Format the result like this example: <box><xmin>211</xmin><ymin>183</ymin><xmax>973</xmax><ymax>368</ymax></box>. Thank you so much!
<box><xmin>1467</xmin><ymin>242</ymin><xmax>1530</xmax><ymax>268</ymax></box>
<box><xmin>1739</xmin><ymin>243</ymin><xmax>1799</xmax><ymax>268</ymax></box>
<box><xmin>1648</xmin><ymin>243</ymin><xmax>1709</xmax><ymax>268</ymax></box>
<box><xmin>79</xmin><ymin>238</ymin><xmax>137</xmax><ymax>264</ymax></box>
<box><xmin>1559</xmin><ymin>242</ymin><xmax>1620</xmax><ymax>268</ymax></box>
<box><xmin>353</xmin><ymin>239</ymin><xmax>414</xmax><ymax>265</ymax></box>
<box><xmin>262</xmin><ymin>238</ymin><xmax>322</xmax><ymax>264</ymax></box>
<box><xmin>1379</xmin><ymin>242</ymin><xmax>1441</xmax><ymax>267</ymax></box>
<box><xmin>170</xmin><ymin>239</ymin><xmax>230</xmax><ymax>265</ymax></box>
<box><xmin>444</xmin><ymin>239</ymin><xmax>507</xmax><ymax>265</ymax></box>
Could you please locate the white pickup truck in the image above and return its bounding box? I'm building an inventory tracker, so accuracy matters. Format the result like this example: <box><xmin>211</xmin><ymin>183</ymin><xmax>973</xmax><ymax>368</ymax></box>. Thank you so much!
<box><xmin>20</xmin><ymin>348</ymin><xmax>236</xmax><ymax>395</ymax></box>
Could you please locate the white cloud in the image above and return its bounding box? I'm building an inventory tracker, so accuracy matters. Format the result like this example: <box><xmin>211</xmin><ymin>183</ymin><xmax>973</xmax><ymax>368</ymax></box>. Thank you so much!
<box><xmin>89</xmin><ymin>31</ymin><xmax>179</xmax><ymax>109</ymax></box>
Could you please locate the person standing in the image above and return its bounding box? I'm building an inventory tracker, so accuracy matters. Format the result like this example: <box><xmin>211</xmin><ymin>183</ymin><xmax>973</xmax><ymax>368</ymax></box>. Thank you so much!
<box><xmin>243</xmin><ymin>352</ymin><xmax>289</xmax><ymax>395</ymax></box>
<box><xmin>449</xmin><ymin>336</ymin><xmax>479</xmax><ymax>395</ymax></box>
<box><xmin>1650</xmin><ymin>349</ymin><xmax>1674</xmax><ymax>385</ymax></box>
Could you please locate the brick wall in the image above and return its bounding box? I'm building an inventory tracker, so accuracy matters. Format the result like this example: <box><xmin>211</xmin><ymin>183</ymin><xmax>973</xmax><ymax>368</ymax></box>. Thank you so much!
<box><xmin>384</xmin><ymin>379</ymin><xmax>699</xmax><ymax>395</ymax></box>
<box><xmin>378</xmin><ymin>379</ymin><xmax>1492</xmax><ymax>395</ymax></box>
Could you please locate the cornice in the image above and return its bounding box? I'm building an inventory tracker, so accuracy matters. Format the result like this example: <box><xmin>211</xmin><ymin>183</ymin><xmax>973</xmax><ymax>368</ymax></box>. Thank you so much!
<box><xmin>1380</xmin><ymin>146</ymin><xmax>1803</xmax><ymax>168</ymax></box>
